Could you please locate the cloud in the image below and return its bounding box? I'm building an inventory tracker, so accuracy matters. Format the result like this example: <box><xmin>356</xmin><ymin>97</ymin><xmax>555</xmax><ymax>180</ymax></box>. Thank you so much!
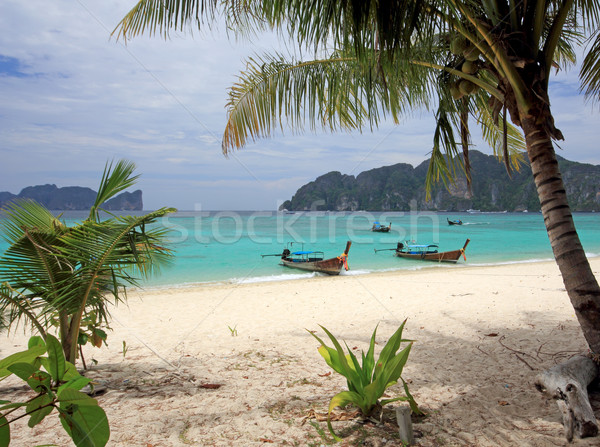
<box><xmin>1</xmin><ymin>0</ymin><xmax>599</xmax><ymax>211</ymax></box>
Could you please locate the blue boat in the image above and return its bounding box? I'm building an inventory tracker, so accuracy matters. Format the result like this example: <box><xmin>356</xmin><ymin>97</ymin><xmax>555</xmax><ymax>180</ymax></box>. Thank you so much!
<box><xmin>371</xmin><ymin>221</ymin><xmax>392</xmax><ymax>232</ymax></box>
<box><xmin>262</xmin><ymin>241</ymin><xmax>351</xmax><ymax>275</ymax></box>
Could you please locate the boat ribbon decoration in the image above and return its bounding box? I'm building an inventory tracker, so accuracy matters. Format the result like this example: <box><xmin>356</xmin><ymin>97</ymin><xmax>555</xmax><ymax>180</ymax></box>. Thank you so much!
<box><xmin>337</xmin><ymin>253</ymin><xmax>349</xmax><ymax>270</ymax></box>
<box><xmin>460</xmin><ymin>248</ymin><xmax>467</xmax><ymax>261</ymax></box>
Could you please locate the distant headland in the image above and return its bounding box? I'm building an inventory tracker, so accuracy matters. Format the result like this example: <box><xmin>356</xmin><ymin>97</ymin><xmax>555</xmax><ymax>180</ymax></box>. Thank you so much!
<box><xmin>280</xmin><ymin>150</ymin><xmax>600</xmax><ymax>212</ymax></box>
<box><xmin>0</xmin><ymin>184</ymin><xmax>143</xmax><ymax>211</ymax></box>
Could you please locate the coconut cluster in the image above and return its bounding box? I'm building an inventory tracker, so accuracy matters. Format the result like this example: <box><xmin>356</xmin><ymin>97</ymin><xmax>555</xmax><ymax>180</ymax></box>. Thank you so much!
<box><xmin>449</xmin><ymin>35</ymin><xmax>481</xmax><ymax>100</ymax></box>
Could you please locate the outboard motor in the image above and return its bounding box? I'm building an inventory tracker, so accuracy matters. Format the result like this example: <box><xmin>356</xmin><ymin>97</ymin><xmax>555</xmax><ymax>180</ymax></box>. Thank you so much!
<box><xmin>397</xmin><ymin>242</ymin><xmax>404</xmax><ymax>250</ymax></box>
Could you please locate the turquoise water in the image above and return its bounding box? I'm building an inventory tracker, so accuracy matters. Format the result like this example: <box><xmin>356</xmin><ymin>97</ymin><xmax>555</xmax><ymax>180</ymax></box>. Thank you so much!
<box><xmin>3</xmin><ymin>210</ymin><xmax>596</xmax><ymax>288</ymax></box>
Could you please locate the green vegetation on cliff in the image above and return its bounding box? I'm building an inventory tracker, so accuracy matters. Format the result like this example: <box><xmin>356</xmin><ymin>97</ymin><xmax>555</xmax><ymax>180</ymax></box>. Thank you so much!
<box><xmin>280</xmin><ymin>151</ymin><xmax>600</xmax><ymax>212</ymax></box>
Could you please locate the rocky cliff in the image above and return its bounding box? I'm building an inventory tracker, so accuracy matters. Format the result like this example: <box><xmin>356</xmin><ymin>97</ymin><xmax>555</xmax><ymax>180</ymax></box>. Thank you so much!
<box><xmin>0</xmin><ymin>184</ymin><xmax>143</xmax><ymax>211</ymax></box>
<box><xmin>280</xmin><ymin>151</ymin><xmax>600</xmax><ymax>212</ymax></box>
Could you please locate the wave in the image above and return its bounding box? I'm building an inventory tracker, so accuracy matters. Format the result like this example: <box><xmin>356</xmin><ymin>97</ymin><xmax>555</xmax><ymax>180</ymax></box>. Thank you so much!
<box><xmin>138</xmin><ymin>252</ymin><xmax>600</xmax><ymax>291</ymax></box>
<box><xmin>234</xmin><ymin>272</ymin><xmax>317</xmax><ymax>284</ymax></box>
<box><xmin>467</xmin><ymin>257</ymin><xmax>555</xmax><ymax>267</ymax></box>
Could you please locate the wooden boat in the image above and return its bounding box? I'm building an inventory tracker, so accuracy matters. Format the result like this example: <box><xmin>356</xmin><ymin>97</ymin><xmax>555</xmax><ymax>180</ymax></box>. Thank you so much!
<box><xmin>263</xmin><ymin>241</ymin><xmax>351</xmax><ymax>275</ymax></box>
<box><xmin>371</xmin><ymin>222</ymin><xmax>391</xmax><ymax>232</ymax></box>
<box><xmin>376</xmin><ymin>239</ymin><xmax>470</xmax><ymax>263</ymax></box>
<box><xmin>447</xmin><ymin>218</ymin><xmax>463</xmax><ymax>226</ymax></box>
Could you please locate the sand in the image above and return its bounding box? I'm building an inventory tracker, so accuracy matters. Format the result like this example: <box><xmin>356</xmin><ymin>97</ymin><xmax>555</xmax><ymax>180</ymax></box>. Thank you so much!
<box><xmin>3</xmin><ymin>259</ymin><xmax>600</xmax><ymax>446</ymax></box>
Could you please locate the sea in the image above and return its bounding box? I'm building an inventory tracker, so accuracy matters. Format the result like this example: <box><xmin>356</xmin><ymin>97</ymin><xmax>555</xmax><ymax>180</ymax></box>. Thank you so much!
<box><xmin>1</xmin><ymin>210</ymin><xmax>599</xmax><ymax>289</ymax></box>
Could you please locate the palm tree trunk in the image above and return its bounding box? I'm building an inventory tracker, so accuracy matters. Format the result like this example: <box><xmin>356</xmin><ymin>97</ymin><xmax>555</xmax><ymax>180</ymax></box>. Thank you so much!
<box><xmin>521</xmin><ymin>115</ymin><xmax>600</xmax><ymax>354</ymax></box>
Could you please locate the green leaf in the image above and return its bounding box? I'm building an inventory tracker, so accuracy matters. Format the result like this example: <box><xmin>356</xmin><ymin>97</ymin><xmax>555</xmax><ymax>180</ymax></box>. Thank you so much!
<box><xmin>316</xmin><ymin>344</ymin><xmax>340</xmax><ymax>372</ymax></box>
<box><xmin>362</xmin><ymin>325</ymin><xmax>378</xmax><ymax>383</ymax></box>
<box><xmin>402</xmin><ymin>378</ymin><xmax>422</xmax><ymax>415</ymax></box>
<box><xmin>62</xmin><ymin>361</ymin><xmax>83</xmax><ymax>382</ymax></box>
<box><xmin>0</xmin><ymin>345</ymin><xmax>46</xmax><ymax>378</ymax></box>
<box><xmin>319</xmin><ymin>326</ymin><xmax>362</xmax><ymax>388</ymax></box>
<box><xmin>26</xmin><ymin>394</ymin><xmax>54</xmax><ymax>428</ymax></box>
<box><xmin>57</xmin><ymin>388</ymin><xmax>98</xmax><ymax>406</ymax></box>
<box><xmin>374</xmin><ymin>320</ymin><xmax>408</xmax><ymax>379</ymax></box>
<box><xmin>45</xmin><ymin>335</ymin><xmax>66</xmax><ymax>381</ymax></box>
<box><xmin>28</xmin><ymin>336</ymin><xmax>45</xmax><ymax>349</ymax></box>
<box><xmin>326</xmin><ymin>391</ymin><xmax>363</xmax><ymax>441</ymax></box>
<box><xmin>59</xmin><ymin>404</ymin><xmax>110</xmax><ymax>447</ymax></box>
<box><xmin>377</xmin><ymin>344</ymin><xmax>412</xmax><ymax>393</ymax></box>
<box><xmin>7</xmin><ymin>362</ymin><xmax>37</xmax><ymax>382</ymax></box>
<box><xmin>0</xmin><ymin>415</ymin><xmax>9</xmax><ymax>447</ymax></box>
<box><xmin>0</xmin><ymin>401</ymin><xmax>28</xmax><ymax>410</ymax></box>
<box><xmin>27</xmin><ymin>371</ymin><xmax>53</xmax><ymax>393</ymax></box>
<box><xmin>59</xmin><ymin>376</ymin><xmax>92</xmax><ymax>393</ymax></box>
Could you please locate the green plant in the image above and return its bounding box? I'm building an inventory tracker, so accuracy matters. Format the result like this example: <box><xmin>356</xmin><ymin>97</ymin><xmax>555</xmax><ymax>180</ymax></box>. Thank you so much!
<box><xmin>0</xmin><ymin>334</ymin><xmax>110</xmax><ymax>446</ymax></box>
<box><xmin>309</xmin><ymin>321</ymin><xmax>420</xmax><ymax>441</ymax></box>
<box><xmin>0</xmin><ymin>160</ymin><xmax>175</xmax><ymax>365</ymax></box>
<box><xmin>228</xmin><ymin>325</ymin><xmax>238</xmax><ymax>336</ymax></box>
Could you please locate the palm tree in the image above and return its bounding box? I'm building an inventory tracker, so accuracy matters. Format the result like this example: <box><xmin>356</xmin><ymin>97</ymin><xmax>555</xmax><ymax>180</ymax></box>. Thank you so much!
<box><xmin>0</xmin><ymin>160</ymin><xmax>176</xmax><ymax>364</ymax></box>
<box><xmin>114</xmin><ymin>0</ymin><xmax>600</xmax><ymax>437</ymax></box>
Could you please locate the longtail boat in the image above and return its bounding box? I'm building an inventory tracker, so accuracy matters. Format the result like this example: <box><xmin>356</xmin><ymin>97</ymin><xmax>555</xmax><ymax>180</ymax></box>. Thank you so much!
<box><xmin>447</xmin><ymin>218</ymin><xmax>463</xmax><ymax>226</ymax></box>
<box><xmin>375</xmin><ymin>239</ymin><xmax>470</xmax><ymax>263</ymax></box>
<box><xmin>262</xmin><ymin>241</ymin><xmax>351</xmax><ymax>275</ymax></box>
<box><xmin>371</xmin><ymin>222</ymin><xmax>391</xmax><ymax>232</ymax></box>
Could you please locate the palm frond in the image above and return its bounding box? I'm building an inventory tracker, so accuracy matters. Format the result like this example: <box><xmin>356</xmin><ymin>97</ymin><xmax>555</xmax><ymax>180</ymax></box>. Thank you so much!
<box><xmin>90</xmin><ymin>159</ymin><xmax>139</xmax><ymax>221</ymax></box>
<box><xmin>222</xmin><ymin>51</ymin><xmax>434</xmax><ymax>153</ymax></box>
<box><xmin>425</xmin><ymin>105</ymin><xmax>462</xmax><ymax>199</ymax></box>
<box><xmin>51</xmin><ymin>208</ymin><xmax>176</xmax><ymax>316</ymax></box>
<box><xmin>0</xmin><ymin>199</ymin><xmax>65</xmax><ymax>244</ymax></box>
<box><xmin>0</xmin><ymin>200</ymin><xmax>69</xmax><ymax>310</ymax></box>
<box><xmin>0</xmin><ymin>282</ymin><xmax>47</xmax><ymax>337</ymax></box>
<box><xmin>113</xmin><ymin>0</ymin><xmax>220</xmax><ymax>41</ymax></box>
<box><xmin>473</xmin><ymin>93</ymin><xmax>526</xmax><ymax>172</ymax></box>
<box><xmin>581</xmin><ymin>30</ymin><xmax>600</xmax><ymax>100</ymax></box>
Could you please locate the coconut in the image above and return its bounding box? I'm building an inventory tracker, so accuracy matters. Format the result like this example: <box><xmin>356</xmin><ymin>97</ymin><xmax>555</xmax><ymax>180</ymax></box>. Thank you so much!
<box><xmin>449</xmin><ymin>82</ymin><xmax>463</xmax><ymax>100</ymax></box>
<box><xmin>450</xmin><ymin>36</ymin><xmax>469</xmax><ymax>55</ymax></box>
<box><xmin>461</xmin><ymin>60</ymin><xmax>478</xmax><ymax>75</ymax></box>
<box><xmin>458</xmin><ymin>79</ymin><xmax>479</xmax><ymax>95</ymax></box>
<box><xmin>464</xmin><ymin>45</ymin><xmax>481</xmax><ymax>61</ymax></box>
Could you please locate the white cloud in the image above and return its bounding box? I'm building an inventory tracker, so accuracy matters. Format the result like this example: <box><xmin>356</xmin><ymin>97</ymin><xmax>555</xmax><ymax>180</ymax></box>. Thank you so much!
<box><xmin>1</xmin><ymin>0</ymin><xmax>599</xmax><ymax>210</ymax></box>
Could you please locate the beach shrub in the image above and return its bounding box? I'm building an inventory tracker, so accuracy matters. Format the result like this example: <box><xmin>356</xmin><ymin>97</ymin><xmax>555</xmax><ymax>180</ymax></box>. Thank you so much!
<box><xmin>309</xmin><ymin>321</ymin><xmax>420</xmax><ymax>441</ymax></box>
<box><xmin>0</xmin><ymin>160</ymin><xmax>176</xmax><ymax>365</ymax></box>
<box><xmin>0</xmin><ymin>334</ymin><xmax>110</xmax><ymax>446</ymax></box>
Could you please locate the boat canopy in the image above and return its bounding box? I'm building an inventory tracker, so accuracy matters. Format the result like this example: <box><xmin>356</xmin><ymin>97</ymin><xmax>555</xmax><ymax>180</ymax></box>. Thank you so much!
<box><xmin>292</xmin><ymin>250</ymin><xmax>318</xmax><ymax>255</ymax></box>
<box><xmin>406</xmin><ymin>244</ymin><xmax>438</xmax><ymax>249</ymax></box>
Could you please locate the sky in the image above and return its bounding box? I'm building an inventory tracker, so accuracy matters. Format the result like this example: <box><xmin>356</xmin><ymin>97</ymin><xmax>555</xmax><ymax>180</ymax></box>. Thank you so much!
<box><xmin>1</xmin><ymin>1</ymin><xmax>599</xmax><ymax>211</ymax></box>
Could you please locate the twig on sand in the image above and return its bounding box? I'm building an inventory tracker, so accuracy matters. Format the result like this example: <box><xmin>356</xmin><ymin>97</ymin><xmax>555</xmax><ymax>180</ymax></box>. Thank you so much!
<box><xmin>498</xmin><ymin>335</ymin><xmax>537</xmax><ymax>361</ymax></box>
<box><xmin>476</xmin><ymin>345</ymin><xmax>490</xmax><ymax>356</ymax></box>
<box><xmin>514</xmin><ymin>353</ymin><xmax>535</xmax><ymax>370</ymax></box>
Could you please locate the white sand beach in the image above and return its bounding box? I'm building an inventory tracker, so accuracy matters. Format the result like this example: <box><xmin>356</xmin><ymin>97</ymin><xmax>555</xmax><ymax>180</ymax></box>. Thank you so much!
<box><xmin>3</xmin><ymin>259</ymin><xmax>600</xmax><ymax>446</ymax></box>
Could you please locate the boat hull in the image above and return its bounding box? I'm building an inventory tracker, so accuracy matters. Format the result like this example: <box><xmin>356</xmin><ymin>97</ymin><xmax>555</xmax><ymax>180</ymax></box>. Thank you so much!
<box><xmin>280</xmin><ymin>241</ymin><xmax>351</xmax><ymax>275</ymax></box>
<box><xmin>281</xmin><ymin>257</ymin><xmax>346</xmax><ymax>275</ymax></box>
<box><xmin>394</xmin><ymin>239</ymin><xmax>470</xmax><ymax>263</ymax></box>
<box><xmin>394</xmin><ymin>249</ymin><xmax>463</xmax><ymax>263</ymax></box>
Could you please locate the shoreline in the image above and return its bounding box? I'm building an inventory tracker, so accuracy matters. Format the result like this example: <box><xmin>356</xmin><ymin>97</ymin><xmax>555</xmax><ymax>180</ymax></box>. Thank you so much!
<box><xmin>3</xmin><ymin>258</ymin><xmax>600</xmax><ymax>446</ymax></box>
<box><xmin>140</xmin><ymin>254</ymin><xmax>581</xmax><ymax>291</ymax></box>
